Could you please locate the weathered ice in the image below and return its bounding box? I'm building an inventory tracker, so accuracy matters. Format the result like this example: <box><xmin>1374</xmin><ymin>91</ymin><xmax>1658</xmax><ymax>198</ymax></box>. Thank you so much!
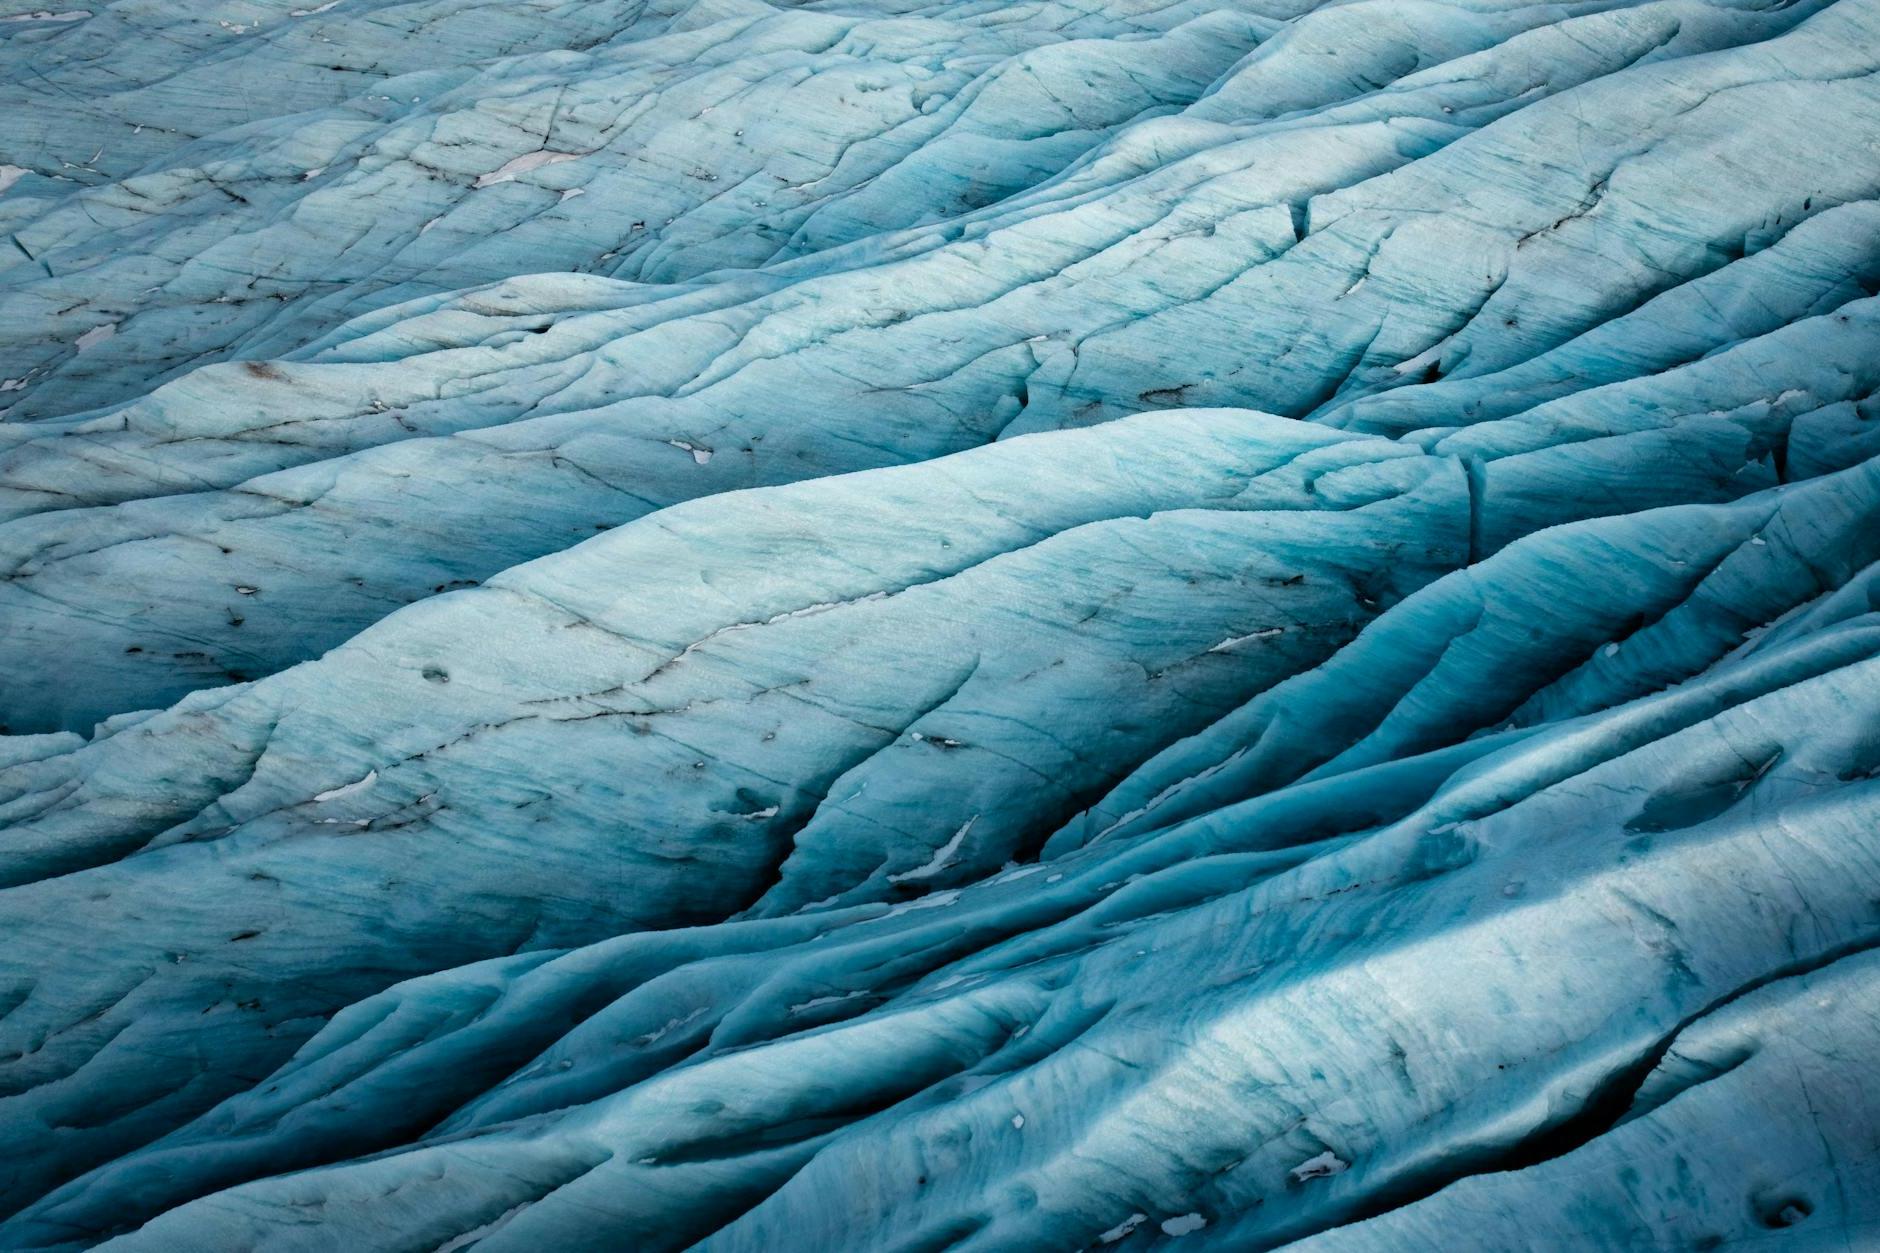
<box><xmin>2</xmin><ymin>0</ymin><xmax>1877</xmax><ymax>1247</ymax></box>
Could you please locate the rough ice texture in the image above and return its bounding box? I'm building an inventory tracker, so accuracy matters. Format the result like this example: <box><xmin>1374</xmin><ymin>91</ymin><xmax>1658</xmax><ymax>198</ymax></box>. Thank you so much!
<box><xmin>1</xmin><ymin>0</ymin><xmax>1878</xmax><ymax>1248</ymax></box>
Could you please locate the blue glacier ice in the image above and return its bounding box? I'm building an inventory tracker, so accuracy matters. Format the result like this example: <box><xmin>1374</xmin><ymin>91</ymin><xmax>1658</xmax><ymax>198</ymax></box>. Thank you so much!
<box><xmin>2</xmin><ymin>0</ymin><xmax>1879</xmax><ymax>1246</ymax></box>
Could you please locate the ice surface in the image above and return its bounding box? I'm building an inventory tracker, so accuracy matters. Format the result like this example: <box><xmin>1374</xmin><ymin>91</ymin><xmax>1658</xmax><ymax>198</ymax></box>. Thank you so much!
<box><xmin>2</xmin><ymin>0</ymin><xmax>1879</xmax><ymax>1246</ymax></box>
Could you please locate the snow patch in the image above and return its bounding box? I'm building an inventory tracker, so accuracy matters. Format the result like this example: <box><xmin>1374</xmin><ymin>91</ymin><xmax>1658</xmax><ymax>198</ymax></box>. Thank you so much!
<box><xmin>888</xmin><ymin>816</ymin><xmax>975</xmax><ymax>882</ymax></box>
<box><xmin>789</xmin><ymin>990</ymin><xmax>868</xmax><ymax>1014</ymax></box>
<box><xmin>1098</xmin><ymin>1214</ymin><xmax>1148</xmax><ymax>1243</ymax></box>
<box><xmin>1209</xmin><ymin>626</ymin><xmax>1284</xmax><ymax>652</ymax></box>
<box><xmin>884</xmin><ymin>889</ymin><xmax>962</xmax><ymax>918</ymax></box>
<box><xmin>74</xmin><ymin>322</ymin><xmax>118</xmax><ymax>351</ymax></box>
<box><xmin>433</xmin><ymin>1202</ymin><xmax>533</xmax><ymax>1253</ymax></box>
<box><xmin>1290</xmin><ymin>1151</ymin><xmax>1348</xmax><ymax>1181</ymax></box>
<box><xmin>634</xmin><ymin>1006</ymin><xmax>707</xmax><ymax>1046</ymax></box>
<box><xmin>313</xmin><ymin>770</ymin><xmax>377</xmax><ymax>803</ymax></box>
<box><xmin>474</xmin><ymin>151</ymin><xmax>580</xmax><ymax>188</ymax></box>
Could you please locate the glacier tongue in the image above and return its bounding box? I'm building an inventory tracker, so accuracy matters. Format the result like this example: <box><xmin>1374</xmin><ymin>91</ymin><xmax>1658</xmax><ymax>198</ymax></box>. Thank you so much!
<box><xmin>3</xmin><ymin>0</ymin><xmax>1880</xmax><ymax>1247</ymax></box>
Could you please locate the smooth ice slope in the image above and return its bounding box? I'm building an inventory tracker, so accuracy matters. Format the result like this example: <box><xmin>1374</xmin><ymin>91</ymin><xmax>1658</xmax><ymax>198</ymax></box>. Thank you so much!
<box><xmin>2</xmin><ymin>0</ymin><xmax>1879</xmax><ymax>1248</ymax></box>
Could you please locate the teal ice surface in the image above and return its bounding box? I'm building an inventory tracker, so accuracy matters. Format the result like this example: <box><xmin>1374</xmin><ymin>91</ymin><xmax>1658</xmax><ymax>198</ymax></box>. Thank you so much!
<box><xmin>2</xmin><ymin>0</ymin><xmax>1878</xmax><ymax>1247</ymax></box>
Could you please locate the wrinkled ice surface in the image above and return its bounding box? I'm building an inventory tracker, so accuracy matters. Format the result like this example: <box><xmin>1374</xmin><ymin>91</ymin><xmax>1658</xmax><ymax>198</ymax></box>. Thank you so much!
<box><xmin>2</xmin><ymin>0</ymin><xmax>1879</xmax><ymax>1247</ymax></box>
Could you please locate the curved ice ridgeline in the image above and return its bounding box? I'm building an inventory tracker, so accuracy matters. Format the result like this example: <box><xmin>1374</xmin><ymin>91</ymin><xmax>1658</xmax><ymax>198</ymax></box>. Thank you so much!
<box><xmin>2</xmin><ymin>0</ymin><xmax>1879</xmax><ymax>1246</ymax></box>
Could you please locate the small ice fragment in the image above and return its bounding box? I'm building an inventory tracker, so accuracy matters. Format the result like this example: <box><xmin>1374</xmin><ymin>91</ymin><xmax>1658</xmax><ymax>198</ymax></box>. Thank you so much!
<box><xmin>1161</xmin><ymin>1214</ymin><xmax>1207</xmax><ymax>1236</ymax></box>
<box><xmin>1098</xmin><ymin>1214</ymin><xmax>1147</xmax><ymax>1243</ymax></box>
<box><xmin>0</xmin><ymin>164</ymin><xmax>28</xmax><ymax>194</ymax></box>
<box><xmin>1011</xmin><ymin>1114</ymin><xmax>1025</xmax><ymax>1130</ymax></box>
<box><xmin>1601</xmin><ymin>642</ymin><xmax>1620</xmax><ymax>658</ymax></box>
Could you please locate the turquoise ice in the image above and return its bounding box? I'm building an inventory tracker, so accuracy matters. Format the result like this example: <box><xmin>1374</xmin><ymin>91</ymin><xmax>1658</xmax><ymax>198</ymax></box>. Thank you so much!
<box><xmin>2</xmin><ymin>0</ymin><xmax>1878</xmax><ymax>1246</ymax></box>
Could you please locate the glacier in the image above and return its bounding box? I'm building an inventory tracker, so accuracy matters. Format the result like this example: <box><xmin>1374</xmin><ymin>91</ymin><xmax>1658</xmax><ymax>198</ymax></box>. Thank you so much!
<box><xmin>2</xmin><ymin>0</ymin><xmax>1879</xmax><ymax>1247</ymax></box>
